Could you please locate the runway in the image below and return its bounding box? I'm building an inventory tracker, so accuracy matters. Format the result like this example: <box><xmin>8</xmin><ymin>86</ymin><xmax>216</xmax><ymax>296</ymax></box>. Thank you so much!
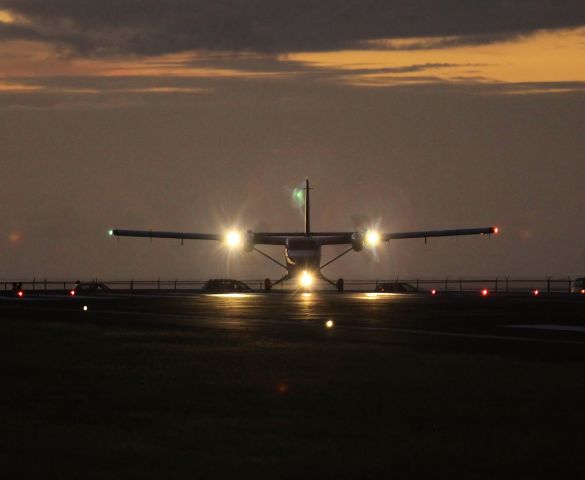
<box><xmin>2</xmin><ymin>291</ymin><xmax>585</xmax><ymax>355</ymax></box>
<box><xmin>2</xmin><ymin>291</ymin><xmax>585</xmax><ymax>478</ymax></box>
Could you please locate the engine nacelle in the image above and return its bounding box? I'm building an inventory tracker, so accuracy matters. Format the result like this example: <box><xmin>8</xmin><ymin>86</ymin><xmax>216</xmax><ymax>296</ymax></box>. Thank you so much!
<box><xmin>243</xmin><ymin>230</ymin><xmax>255</xmax><ymax>252</ymax></box>
<box><xmin>351</xmin><ymin>232</ymin><xmax>364</xmax><ymax>252</ymax></box>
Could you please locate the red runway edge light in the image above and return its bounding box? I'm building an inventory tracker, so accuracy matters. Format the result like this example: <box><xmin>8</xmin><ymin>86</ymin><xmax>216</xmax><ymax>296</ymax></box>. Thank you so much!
<box><xmin>17</xmin><ymin>290</ymin><xmax>24</xmax><ymax>298</ymax></box>
<box><xmin>431</xmin><ymin>289</ymin><xmax>437</xmax><ymax>296</ymax></box>
<box><xmin>533</xmin><ymin>289</ymin><xmax>540</xmax><ymax>296</ymax></box>
<box><xmin>481</xmin><ymin>288</ymin><xmax>489</xmax><ymax>297</ymax></box>
<box><xmin>69</xmin><ymin>290</ymin><xmax>76</xmax><ymax>296</ymax></box>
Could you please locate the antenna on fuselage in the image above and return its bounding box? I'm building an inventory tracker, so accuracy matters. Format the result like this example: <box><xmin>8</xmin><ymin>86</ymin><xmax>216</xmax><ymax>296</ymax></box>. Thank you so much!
<box><xmin>305</xmin><ymin>178</ymin><xmax>311</xmax><ymax>236</ymax></box>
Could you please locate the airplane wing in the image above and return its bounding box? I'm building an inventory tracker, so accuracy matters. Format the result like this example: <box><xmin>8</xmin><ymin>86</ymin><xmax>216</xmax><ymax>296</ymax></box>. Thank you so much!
<box><xmin>110</xmin><ymin>229</ymin><xmax>292</xmax><ymax>245</ymax></box>
<box><xmin>383</xmin><ymin>226</ymin><xmax>498</xmax><ymax>241</ymax></box>
<box><xmin>110</xmin><ymin>229</ymin><xmax>222</xmax><ymax>241</ymax></box>
<box><xmin>111</xmin><ymin>226</ymin><xmax>497</xmax><ymax>246</ymax></box>
<box><xmin>313</xmin><ymin>226</ymin><xmax>498</xmax><ymax>245</ymax></box>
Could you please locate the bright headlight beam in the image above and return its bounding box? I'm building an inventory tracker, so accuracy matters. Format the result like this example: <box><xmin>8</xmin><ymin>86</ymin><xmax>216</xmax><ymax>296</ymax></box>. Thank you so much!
<box><xmin>225</xmin><ymin>230</ymin><xmax>242</xmax><ymax>247</ymax></box>
<box><xmin>299</xmin><ymin>271</ymin><xmax>314</xmax><ymax>289</ymax></box>
<box><xmin>365</xmin><ymin>230</ymin><xmax>380</xmax><ymax>247</ymax></box>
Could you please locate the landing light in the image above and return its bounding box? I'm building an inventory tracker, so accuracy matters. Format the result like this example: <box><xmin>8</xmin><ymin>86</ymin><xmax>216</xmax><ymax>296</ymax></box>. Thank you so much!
<box><xmin>108</xmin><ymin>229</ymin><xmax>114</xmax><ymax>236</ymax></box>
<box><xmin>493</xmin><ymin>227</ymin><xmax>499</xmax><ymax>234</ymax></box>
<box><xmin>225</xmin><ymin>230</ymin><xmax>241</xmax><ymax>248</ymax></box>
<box><xmin>299</xmin><ymin>271</ymin><xmax>314</xmax><ymax>289</ymax></box>
<box><xmin>365</xmin><ymin>230</ymin><xmax>380</xmax><ymax>247</ymax></box>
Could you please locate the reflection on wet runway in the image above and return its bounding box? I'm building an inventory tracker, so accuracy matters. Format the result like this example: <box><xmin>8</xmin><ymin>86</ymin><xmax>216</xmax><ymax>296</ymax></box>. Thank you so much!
<box><xmin>2</xmin><ymin>291</ymin><xmax>585</xmax><ymax>353</ymax></box>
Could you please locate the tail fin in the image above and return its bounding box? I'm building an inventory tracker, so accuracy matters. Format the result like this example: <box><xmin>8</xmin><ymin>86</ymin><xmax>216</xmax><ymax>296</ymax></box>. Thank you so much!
<box><xmin>305</xmin><ymin>178</ymin><xmax>311</xmax><ymax>236</ymax></box>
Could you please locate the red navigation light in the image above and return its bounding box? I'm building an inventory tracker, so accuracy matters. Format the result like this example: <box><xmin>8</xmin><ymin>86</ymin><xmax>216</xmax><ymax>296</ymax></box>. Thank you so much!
<box><xmin>493</xmin><ymin>227</ymin><xmax>499</xmax><ymax>234</ymax></box>
<box><xmin>431</xmin><ymin>289</ymin><xmax>437</xmax><ymax>296</ymax></box>
<box><xmin>581</xmin><ymin>289</ymin><xmax>585</xmax><ymax>295</ymax></box>
<box><xmin>69</xmin><ymin>290</ymin><xmax>76</xmax><ymax>296</ymax></box>
<box><xmin>481</xmin><ymin>289</ymin><xmax>489</xmax><ymax>297</ymax></box>
<box><xmin>533</xmin><ymin>289</ymin><xmax>540</xmax><ymax>296</ymax></box>
<box><xmin>17</xmin><ymin>290</ymin><xmax>24</xmax><ymax>297</ymax></box>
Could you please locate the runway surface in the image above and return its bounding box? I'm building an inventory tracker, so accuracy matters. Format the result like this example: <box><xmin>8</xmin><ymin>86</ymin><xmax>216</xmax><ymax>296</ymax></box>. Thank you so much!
<box><xmin>2</xmin><ymin>291</ymin><xmax>585</xmax><ymax>478</ymax></box>
<box><xmin>2</xmin><ymin>290</ymin><xmax>585</xmax><ymax>356</ymax></box>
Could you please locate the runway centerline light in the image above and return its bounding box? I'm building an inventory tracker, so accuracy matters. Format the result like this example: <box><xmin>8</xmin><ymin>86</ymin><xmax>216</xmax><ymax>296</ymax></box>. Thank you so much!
<box><xmin>299</xmin><ymin>271</ymin><xmax>314</xmax><ymax>289</ymax></box>
<box><xmin>365</xmin><ymin>230</ymin><xmax>380</xmax><ymax>247</ymax></box>
<box><xmin>481</xmin><ymin>288</ymin><xmax>489</xmax><ymax>297</ymax></box>
<box><xmin>225</xmin><ymin>230</ymin><xmax>242</xmax><ymax>248</ymax></box>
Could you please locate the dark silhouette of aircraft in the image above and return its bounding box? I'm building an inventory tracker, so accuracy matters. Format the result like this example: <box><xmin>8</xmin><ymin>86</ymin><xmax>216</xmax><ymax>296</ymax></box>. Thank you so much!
<box><xmin>110</xmin><ymin>179</ymin><xmax>498</xmax><ymax>289</ymax></box>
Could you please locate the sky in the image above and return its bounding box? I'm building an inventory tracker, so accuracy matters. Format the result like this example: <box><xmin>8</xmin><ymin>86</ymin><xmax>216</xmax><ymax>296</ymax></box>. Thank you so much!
<box><xmin>1</xmin><ymin>1</ymin><xmax>584</xmax><ymax>281</ymax></box>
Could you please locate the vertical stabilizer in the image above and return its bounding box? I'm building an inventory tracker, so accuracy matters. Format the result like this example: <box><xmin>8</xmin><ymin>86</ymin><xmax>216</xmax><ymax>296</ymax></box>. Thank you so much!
<box><xmin>305</xmin><ymin>178</ymin><xmax>311</xmax><ymax>236</ymax></box>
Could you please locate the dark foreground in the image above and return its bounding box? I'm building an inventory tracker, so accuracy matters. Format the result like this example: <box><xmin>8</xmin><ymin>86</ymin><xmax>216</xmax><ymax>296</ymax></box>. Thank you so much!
<box><xmin>2</xmin><ymin>291</ymin><xmax>585</xmax><ymax>479</ymax></box>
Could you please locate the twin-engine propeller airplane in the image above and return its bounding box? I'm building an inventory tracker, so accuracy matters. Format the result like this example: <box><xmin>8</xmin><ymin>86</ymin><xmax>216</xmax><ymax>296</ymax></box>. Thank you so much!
<box><xmin>109</xmin><ymin>179</ymin><xmax>498</xmax><ymax>290</ymax></box>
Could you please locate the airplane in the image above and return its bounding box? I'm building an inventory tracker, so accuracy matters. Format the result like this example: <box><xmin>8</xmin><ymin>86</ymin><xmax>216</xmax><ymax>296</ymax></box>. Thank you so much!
<box><xmin>109</xmin><ymin>179</ymin><xmax>498</xmax><ymax>290</ymax></box>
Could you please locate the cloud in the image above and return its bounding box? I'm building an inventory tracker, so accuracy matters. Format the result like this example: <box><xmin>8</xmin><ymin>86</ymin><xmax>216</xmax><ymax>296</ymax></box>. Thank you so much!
<box><xmin>1</xmin><ymin>1</ymin><xmax>585</xmax><ymax>56</ymax></box>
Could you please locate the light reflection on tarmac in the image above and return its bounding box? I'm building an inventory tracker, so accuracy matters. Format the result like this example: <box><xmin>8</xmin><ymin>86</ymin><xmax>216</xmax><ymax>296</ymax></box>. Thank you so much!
<box><xmin>2</xmin><ymin>291</ymin><xmax>585</xmax><ymax>354</ymax></box>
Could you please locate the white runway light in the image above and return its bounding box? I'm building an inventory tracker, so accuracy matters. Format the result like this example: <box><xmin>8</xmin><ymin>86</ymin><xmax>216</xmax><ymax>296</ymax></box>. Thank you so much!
<box><xmin>326</xmin><ymin>320</ymin><xmax>334</xmax><ymax>328</ymax></box>
<box><xmin>83</xmin><ymin>305</ymin><xmax>88</xmax><ymax>311</ymax></box>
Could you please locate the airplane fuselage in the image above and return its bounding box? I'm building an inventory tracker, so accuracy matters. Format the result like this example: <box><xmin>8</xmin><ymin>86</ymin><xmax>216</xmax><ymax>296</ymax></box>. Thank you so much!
<box><xmin>285</xmin><ymin>236</ymin><xmax>321</xmax><ymax>275</ymax></box>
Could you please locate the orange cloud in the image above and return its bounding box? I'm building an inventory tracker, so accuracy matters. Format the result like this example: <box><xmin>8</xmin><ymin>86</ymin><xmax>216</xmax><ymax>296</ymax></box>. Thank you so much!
<box><xmin>0</xmin><ymin>9</ymin><xmax>14</xmax><ymax>23</ymax></box>
<box><xmin>290</xmin><ymin>28</ymin><xmax>585</xmax><ymax>89</ymax></box>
